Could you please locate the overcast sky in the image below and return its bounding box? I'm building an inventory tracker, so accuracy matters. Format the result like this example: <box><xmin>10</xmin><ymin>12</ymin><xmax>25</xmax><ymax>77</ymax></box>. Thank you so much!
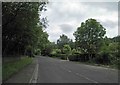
<box><xmin>41</xmin><ymin>1</ymin><xmax>118</xmax><ymax>42</ymax></box>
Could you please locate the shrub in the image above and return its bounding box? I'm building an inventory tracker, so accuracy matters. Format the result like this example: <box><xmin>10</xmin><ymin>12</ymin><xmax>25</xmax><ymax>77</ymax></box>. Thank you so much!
<box><xmin>35</xmin><ymin>49</ymin><xmax>41</xmax><ymax>55</ymax></box>
<box><xmin>69</xmin><ymin>54</ymin><xmax>95</xmax><ymax>62</ymax></box>
<box><xmin>69</xmin><ymin>54</ymin><xmax>79</xmax><ymax>61</ymax></box>
<box><xmin>63</xmin><ymin>45</ymin><xmax>71</xmax><ymax>54</ymax></box>
<box><xmin>56</xmin><ymin>54</ymin><xmax>67</xmax><ymax>60</ymax></box>
<box><xmin>72</xmin><ymin>49</ymin><xmax>76</xmax><ymax>54</ymax></box>
<box><xmin>55</xmin><ymin>49</ymin><xmax>61</xmax><ymax>54</ymax></box>
<box><xmin>94</xmin><ymin>52</ymin><xmax>111</xmax><ymax>65</ymax></box>
<box><xmin>49</xmin><ymin>49</ymin><xmax>61</xmax><ymax>57</ymax></box>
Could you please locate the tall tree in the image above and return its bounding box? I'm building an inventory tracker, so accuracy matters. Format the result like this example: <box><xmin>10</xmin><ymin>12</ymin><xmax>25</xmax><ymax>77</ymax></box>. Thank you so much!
<box><xmin>74</xmin><ymin>18</ymin><xmax>106</xmax><ymax>54</ymax></box>
<box><xmin>2</xmin><ymin>2</ymin><xmax>48</xmax><ymax>56</ymax></box>
<box><xmin>69</xmin><ymin>39</ymin><xmax>75</xmax><ymax>49</ymax></box>
<box><xmin>57</xmin><ymin>34</ymin><xmax>74</xmax><ymax>49</ymax></box>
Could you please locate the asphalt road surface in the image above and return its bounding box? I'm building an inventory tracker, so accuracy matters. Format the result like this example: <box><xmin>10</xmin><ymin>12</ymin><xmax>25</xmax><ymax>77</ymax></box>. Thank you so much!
<box><xmin>37</xmin><ymin>56</ymin><xmax>118</xmax><ymax>83</ymax></box>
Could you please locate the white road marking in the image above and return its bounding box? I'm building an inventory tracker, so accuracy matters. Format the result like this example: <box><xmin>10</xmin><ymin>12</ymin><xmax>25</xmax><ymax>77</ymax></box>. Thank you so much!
<box><xmin>62</xmin><ymin>66</ymin><xmax>98</xmax><ymax>83</ymax></box>
<box><xmin>75</xmin><ymin>73</ymin><xmax>98</xmax><ymax>83</ymax></box>
<box><xmin>29</xmin><ymin>60</ymin><xmax>39</xmax><ymax>83</ymax></box>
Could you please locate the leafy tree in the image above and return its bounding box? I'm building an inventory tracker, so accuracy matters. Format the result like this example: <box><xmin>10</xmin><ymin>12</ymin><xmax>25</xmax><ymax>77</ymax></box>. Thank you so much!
<box><xmin>57</xmin><ymin>34</ymin><xmax>75</xmax><ymax>51</ymax></box>
<box><xmin>2</xmin><ymin>2</ymin><xmax>48</xmax><ymax>57</ymax></box>
<box><xmin>111</xmin><ymin>35</ymin><xmax>120</xmax><ymax>42</ymax></box>
<box><xmin>72</xmin><ymin>49</ymin><xmax>76</xmax><ymax>54</ymax></box>
<box><xmin>102</xmin><ymin>36</ymin><xmax>112</xmax><ymax>46</ymax></box>
<box><xmin>35</xmin><ymin>49</ymin><xmax>41</xmax><ymax>55</ymax></box>
<box><xmin>109</xmin><ymin>42</ymin><xmax>118</xmax><ymax>53</ymax></box>
<box><xmin>63</xmin><ymin>45</ymin><xmax>71</xmax><ymax>60</ymax></box>
<box><xmin>69</xmin><ymin>39</ymin><xmax>75</xmax><ymax>49</ymax></box>
<box><xmin>71</xmin><ymin>49</ymin><xmax>81</xmax><ymax>54</ymax></box>
<box><xmin>63</xmin><ymin>45</ymin><xmax>71</xmax><ymax>54</ymax></box>
<box><xmin>50</xmin><ymin>49</ymin><xmax>61</xmax><ymax>56</ymax></box>
<box><xmin>55</xmin><ymin>49</ymin><xmax>61</xmax><ymax>54</ymax></box>
<box><xmin>74</xmin><ymin>18</ymin><xmax>106</xmax><ymax>55</ymax></box>
<box><xmin>57</xmin><ymin>34</ymin><xmax>70</xmax><ymax>49</ymax></box>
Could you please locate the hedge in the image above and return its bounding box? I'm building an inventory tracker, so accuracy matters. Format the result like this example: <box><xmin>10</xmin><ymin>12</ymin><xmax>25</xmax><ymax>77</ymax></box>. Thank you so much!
<box><xmin>49</xmin><ymin>52</ymin><xmax>118</xmax><ymax>66</ymax></box>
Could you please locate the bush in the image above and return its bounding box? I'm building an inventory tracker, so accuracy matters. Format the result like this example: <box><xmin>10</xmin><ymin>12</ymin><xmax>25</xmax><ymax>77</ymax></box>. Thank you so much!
<box><xmin>49</xmin><ymin>49</ymin><xmax>61</xmax><ymax>57</ymax></box>
<box><xmin>72</xmin><ymin>49</ymin><xmax>76</xmax><ymax>54</ymax></box>
<box><xmin>35</xmin><ymin>49</ymin><xmax>41</xmax><ymax>55</ymax></box>
<box><xmin>55</xmin><ymin>49</ymin><xmax>61</xmax><ymax>54</ymax></box>
<box><xmin>72</xmin><ymin>49</ymin><xmax>81</xmax><ymax>55</ymax></box>
<box><xmin>49</xmin><ymin>53</ymin><xmax>67</xmax><ymax>60</ymax></box>
<box><xmin>69</xmin><ymin>54</ymin><xmax>88</xmax><ymax>62</ymax></box>
<box><xmin>69</xmin><ymin>54</ymin><xmax>79</xmax><ymax>61</ymax></box>
<box><xmin>56</xmin><ymin>54</ymin><xmax>67</xmax><ymax>60</ymax></box>
<box><xmin>94</xmin><ymin>52</ymin><xmax>111</xmax><ymax>65</ymax></box>
<box><xmin>63</xmin><ymin>45</ymin><xmax>71</xmax><ymax>54</ymax></box>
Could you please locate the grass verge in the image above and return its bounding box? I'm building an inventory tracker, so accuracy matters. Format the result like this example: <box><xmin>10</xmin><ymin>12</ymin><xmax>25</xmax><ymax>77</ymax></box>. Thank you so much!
<box><xmin>3</xmin><ymin>56</ymin><xmax>33</xmax><ymax>81</ymax></box>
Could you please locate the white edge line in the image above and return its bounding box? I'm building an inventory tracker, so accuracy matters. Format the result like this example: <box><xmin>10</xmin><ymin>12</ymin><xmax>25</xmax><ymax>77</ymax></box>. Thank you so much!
<box><xmin>29</xmin><ymin>64</ymin><xmax>36</xmax><ymax>83</ymax></box>
<box><xmin>29</xmin><ymin>59</ymin><xmax>39</xmax><ymax>83</ymax></box>
<box><xmin>34</xmin><ymin>63</ymin><xmax>39</xmax><ymax>83</ymax></box>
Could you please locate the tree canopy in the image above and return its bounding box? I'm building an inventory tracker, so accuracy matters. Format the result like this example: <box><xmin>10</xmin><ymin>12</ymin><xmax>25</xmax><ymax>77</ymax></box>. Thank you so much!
<box><xmin>57</xmin><ymin>34</ymin><xmax>75</xmax><ymax>49</ymax></box>
<box><xmin>2</xmin><ymin>2</ymin><xmax>49</xmax><ymax>56</ymax></box>
<box><xmin>74</xmin><ymin>18</ymin><xmax>106</xmax><ymax>54</ymax></box>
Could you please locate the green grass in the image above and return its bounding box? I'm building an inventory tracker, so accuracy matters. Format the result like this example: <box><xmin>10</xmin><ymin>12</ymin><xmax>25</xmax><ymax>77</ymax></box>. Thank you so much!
<box><xmin>3</xmin><ymin>57</ymin><xmax>33</xmax><ymax>81</ymax></box>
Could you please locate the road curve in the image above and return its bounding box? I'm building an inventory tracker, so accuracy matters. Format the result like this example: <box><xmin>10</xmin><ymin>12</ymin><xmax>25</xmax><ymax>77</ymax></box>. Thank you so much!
<box><xmin>37</xmin><ymin>56</ymin><xmax>118</xmax><ymax>83</ymax></box>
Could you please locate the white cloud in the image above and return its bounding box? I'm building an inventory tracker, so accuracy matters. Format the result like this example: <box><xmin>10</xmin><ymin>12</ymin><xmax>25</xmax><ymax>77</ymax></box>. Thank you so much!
<box><xmin>42</xmin><ymin>2</ymin><xmax>118</xmax><ymax>42</ymax></box>
<box><xmin>49</xmin><ymin>0</ymin><xmax>119</xmax><ymax>2</ymax></box>
<box><xmin>59</xmin><ymin>24</ymin><xmax>74</xmax><ymax>33</ymax></box>
<box><xmin>106</xmin><ymin>26</ymin><xmax>118</xmax><ymax>37</ymax></box>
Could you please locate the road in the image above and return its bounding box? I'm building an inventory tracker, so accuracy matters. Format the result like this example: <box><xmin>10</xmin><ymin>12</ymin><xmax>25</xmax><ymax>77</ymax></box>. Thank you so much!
<box><xmin>36</xmin><ymin>56</ymin><xmax>118</xmax><ymax>83</ymax></box>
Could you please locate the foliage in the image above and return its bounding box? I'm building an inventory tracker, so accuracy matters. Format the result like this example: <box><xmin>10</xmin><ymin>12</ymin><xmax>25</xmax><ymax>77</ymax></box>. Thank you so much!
<box><xmin>57</xmin><ymin>34</ymin><xmax>75</xmax><ymax>50</ymax></box>
<box><xmin>35</xmin><ymin>49</ymin><xmax>41</xmax><ymax>55</ymax></box>
<box><xmin>57</xmin><ymin>34</ymin><xmax>70</xmax><ymax>49</ymax></box>
<box><xmin>41</xmin><ymin>42</ymin><xmax>57</xmax><ymax>56</ymax></box>
<box><xmin>72</xmin><ymin>49</ymin><xmax>81</xmax><ymax>54</ymax></box>
<box><xmin>63</xmin><ymin>45</ymin><xmax>71</xmax><ymax>55</ymax></box>
<box><xmin>2</xmin><ymin>2</ymin><xmax>49</xmax><ymax>57</ymax></box>
<box><xmin>55</xmin><ymin>49</ymin><xmax>61</xmax><ymax>54</ymax></box>
<box><xmin>72</xmin><ymin>49</ymin><xmax>76</xmax><ymax>54</ymax></box>
<box><xmin>74</xmin><ymin>18</ymin><xmax>106</xmax><ymax>54</ymax></box>
<box><xmin>49</xmin><ymin>49</ymin><xmax>61</xmax><ymax>57</ymax></box>
<box><xmin>99</xmin><ymin>38</ymin><xmax>119</xmax><ymax>65</ymax></box>
<box><xmin>56</xmin><ymin>54</ymin><xmax>68</xmax><ymax>60</ymax></box>
<box><xmin>68</xmin><ymin>54</ymin><xmax>80</xmax><ymax>61</ymax></box>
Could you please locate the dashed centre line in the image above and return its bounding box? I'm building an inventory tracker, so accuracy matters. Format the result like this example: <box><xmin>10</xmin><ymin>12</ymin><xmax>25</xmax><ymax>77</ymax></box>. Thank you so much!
<box><xmin>75</xmin><ymin>73</ymin><xmax>98</xmax><ymax>83</ymax></box>
<box><xmin>62</xmin><ymin>66</ymin><xmax>98</xmax><ymax>83</ymax></box>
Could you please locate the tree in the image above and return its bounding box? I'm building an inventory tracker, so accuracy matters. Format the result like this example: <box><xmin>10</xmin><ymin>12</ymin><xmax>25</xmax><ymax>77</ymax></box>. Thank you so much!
<box><xmin>57</xmin><ymin>34</ymin><xmax>75</xmax><ymax>50</ymax></box>
<box><xmin>2</xmin><ymin>2</ymin><xmax>49</xmax><ymax>57</ymax></box>
<box><xmin>57</xmin><ymin>34</ymin><xmax>70</xmax><ymax>49</ymax></box>
<box><xmin>63</xmin><ymin>45</ymin><xmax>71</xmax><ymax>60</ymax></box>
<box><xmin>74</xmin><ymin>18</ymin><xmax>106</xmax><ymax>55</ymax></box>
<box><xmin>41</xmin><ymin>41</ymin><xmax>57</xmax><ymax>56</ymax></box>
<box><xmin>69</xmin><ymin>39</ymin><xmax>75</xmax><ymax>49</ymax></box>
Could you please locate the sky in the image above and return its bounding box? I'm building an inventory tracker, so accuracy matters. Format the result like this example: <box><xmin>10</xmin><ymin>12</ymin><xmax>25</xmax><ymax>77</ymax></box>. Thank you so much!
<box><xmin>41</xmin><ymin>1</ymin><xmax>118</xmax><ymax>43</ymax></box>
